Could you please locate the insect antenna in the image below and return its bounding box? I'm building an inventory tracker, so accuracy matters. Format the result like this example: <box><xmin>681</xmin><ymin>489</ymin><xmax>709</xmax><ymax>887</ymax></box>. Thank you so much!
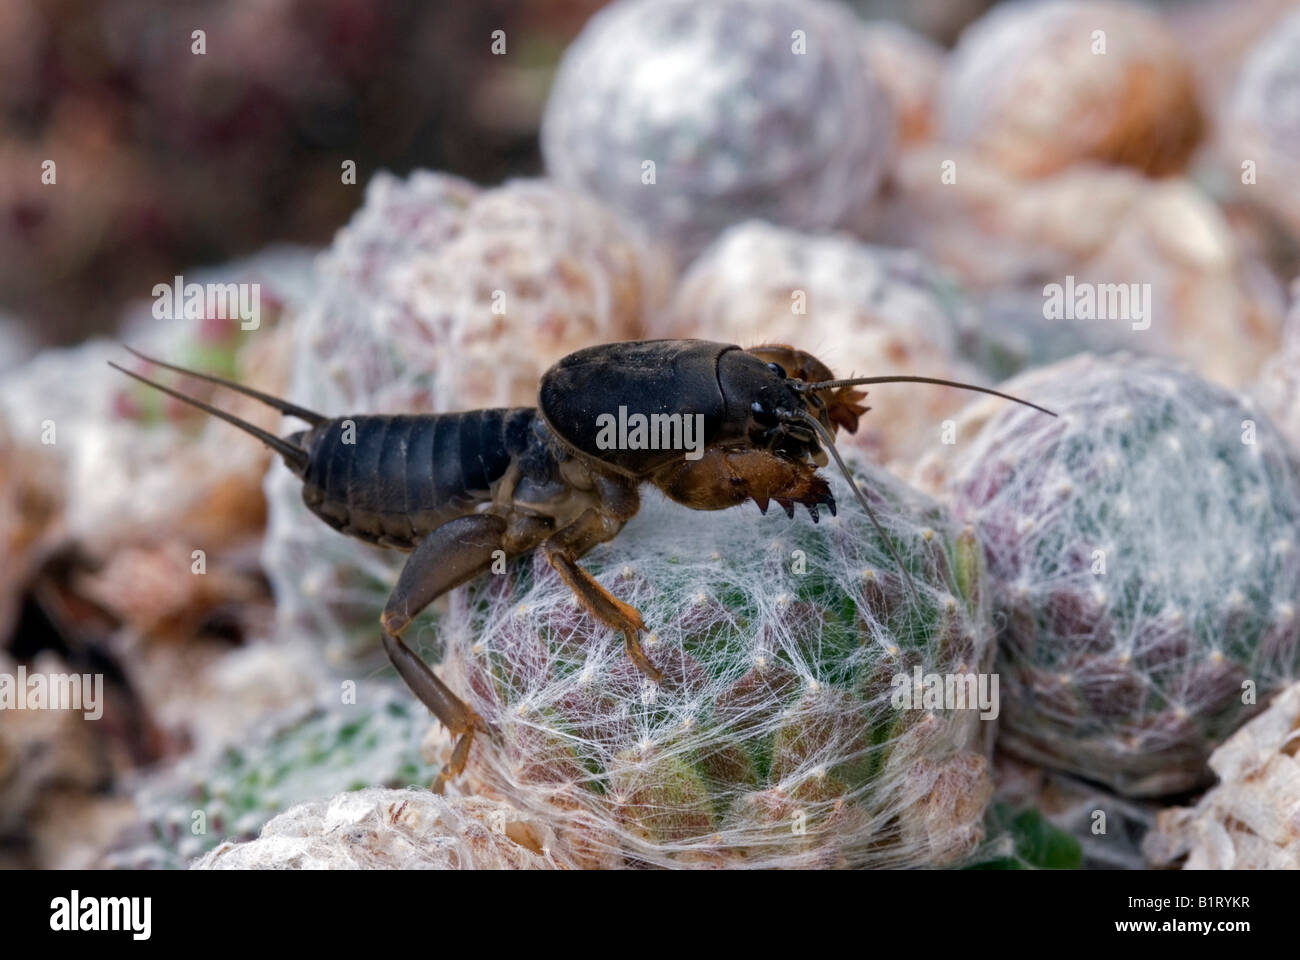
<box><xmin>108</xmin><ymin>359</ymin><xmax>310</xmax><ymax>474</ymax></box>
<box><xmin>121</xmin><ymin>345</ymin><xmax>327</xmax><ymax>426</ymax></box>
<box><xmin>791</xmin><ymin>374</ymin><xmax>1058</xmax><ymax>418</ymax></box>
<box><xmin>793</xmin><ymin>410</ymin><xmax>921</xmax><ymax>607</ymax></box>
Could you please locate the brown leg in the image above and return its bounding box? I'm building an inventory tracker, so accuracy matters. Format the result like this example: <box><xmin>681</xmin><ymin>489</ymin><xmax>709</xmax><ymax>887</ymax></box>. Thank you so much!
<box><xmin>541</xmin><ymin>506</ymin><xmax>663</xmax><ymax>682</ymax></box>
<box><xmin>380</xmin><ymin>514</ymin><xmax>512</xmax><ymax>793</ymax></box>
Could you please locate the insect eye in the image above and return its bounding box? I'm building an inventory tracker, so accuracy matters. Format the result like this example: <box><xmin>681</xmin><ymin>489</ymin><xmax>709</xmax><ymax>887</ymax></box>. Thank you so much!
<box><xmin>766</xmin><ymin>362</ymin><xmax>787</xmax><ymax>379</ymax></box>
<box><xmin>751</xmin><ymin>400</ymin><xmax>777</xmax><ymax>423</ymax></box>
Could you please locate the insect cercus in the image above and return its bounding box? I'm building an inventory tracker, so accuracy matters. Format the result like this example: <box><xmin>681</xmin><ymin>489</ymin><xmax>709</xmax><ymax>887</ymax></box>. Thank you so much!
<box><xmin>111</xmin><ymin>339</ymin><xmax>1054</xmax><ymax>790</ymax></box>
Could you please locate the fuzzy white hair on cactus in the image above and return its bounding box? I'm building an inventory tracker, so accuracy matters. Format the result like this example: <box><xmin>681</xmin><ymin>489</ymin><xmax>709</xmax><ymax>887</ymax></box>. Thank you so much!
<box><xmin>437</xmin><ymin>460</ymin><xmax>997</xmax><ymax>869</ymax></box>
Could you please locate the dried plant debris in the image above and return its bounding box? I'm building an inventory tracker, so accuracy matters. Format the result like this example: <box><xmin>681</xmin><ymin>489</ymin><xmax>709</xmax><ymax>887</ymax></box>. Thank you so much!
<box><xmin>0</xmin><ymin>247</ymin><xmax>312</xmax><ymax>558</ymax></box>
<box><xmin>192</xmin><ymin>789</ymin><xmax>559</xmax><ymax>870</ymax></box>
<box><xmin>1144</xmin><ymin>682</ymin><xmax>1300</xmax><ymax>869</ymax></box>
<box><xmin>0</xmin><ymin>651</ymin><xmax>116</xmax><ymax>839</ymax></box>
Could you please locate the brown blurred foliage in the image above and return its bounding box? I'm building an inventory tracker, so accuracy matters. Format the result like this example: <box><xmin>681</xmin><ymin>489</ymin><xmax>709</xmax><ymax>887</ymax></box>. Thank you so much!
<box><xmin>0</xmin><ymin>0</ymin><xmax>603</xmax><ymax>344</ymax></box>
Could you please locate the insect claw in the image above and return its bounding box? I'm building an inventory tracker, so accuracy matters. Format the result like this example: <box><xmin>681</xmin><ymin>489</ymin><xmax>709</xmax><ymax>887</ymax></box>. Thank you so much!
<box><xmin>825</xmin><ymin>496</ymin><xmax>837</xmax><ymax>518</ymax></box>
<box><xmin>805</xmin><ymin>502</ymin><xmax>820</xmax><ymax>523</ymax></box>
<box><xmin>776</xmin><ymin>499</ymin><xmax>795</xmax><ymax>519</ymax></box>
<box><xmin>754</xmin><ymin>495</ymin><xmax>770</xmax><ymax>515</ymax></box>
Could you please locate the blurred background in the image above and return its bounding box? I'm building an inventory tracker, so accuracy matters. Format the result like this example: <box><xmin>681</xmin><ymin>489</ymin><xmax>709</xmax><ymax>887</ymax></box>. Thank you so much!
<box><xmin>4</xmin><ymin>0</ymin><xmax>1297</xmax><ymax>351</ymax></box>
<box><xmin>0</xmin><ymin>0</ymin><xmax>600</xmax><ymax>346</ymax></box>
<box><xmin>3</xmin><ymin>0</ymin><xmax>1300</xmax><ymax>870</ymax></box>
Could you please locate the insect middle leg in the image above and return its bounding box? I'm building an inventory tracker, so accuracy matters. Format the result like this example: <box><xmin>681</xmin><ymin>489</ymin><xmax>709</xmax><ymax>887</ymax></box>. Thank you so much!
<box><xmin>379</xmin><ymin>513</ymin><xmax>521</xmax><ymax>793</ymax></box>
<box><xmin>541</xmin><ymin>506</ymin><xmax>663</xmax><ymax>683</ymax></box>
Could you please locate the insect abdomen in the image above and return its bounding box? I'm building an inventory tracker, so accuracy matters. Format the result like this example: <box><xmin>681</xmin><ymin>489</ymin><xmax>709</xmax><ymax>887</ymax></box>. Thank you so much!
<box><xmin>300</xmin><ymin>409</ymin><xmax>534</xmax><ymax>547</ymax></box>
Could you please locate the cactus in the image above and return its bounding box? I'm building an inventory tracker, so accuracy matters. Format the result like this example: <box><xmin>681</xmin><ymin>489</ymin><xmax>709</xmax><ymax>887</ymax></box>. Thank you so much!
<box><xmin>261</xmin><ymin>172</ymin><xmax>673</xmax><ymax>664</ymax></box>
<box><xmin>445</xmin><ymin>460</ymin><xmax>996</xmax><ymax>868</ymax></box>
<box><xmin>959</xmin><ymin>289</ymin><xmax>1131</xmax><ymax>384</ymax></box>
<box><xmin>109</xmin><ymin>687</ymin><xmax>438</xmax><ymax>869</ymax></box>
<box><xmin>941</xmin><ymin>0</ymin><xmax>1202</xmax><ymax>177</ymax></box>
<box><xmin>938</xmin><ymin>354</ymin><xmax>1300</xmax><ymax>796</ymax></box>
<box><xmin>1227</xmin><ymin>9</ymin><xmax>1300</xmax><ymax>245</ymax></box>
<box><xmin>541</xmin><ymin>0</ymin><xmax>894</xmax><ymax>259</ymax></box>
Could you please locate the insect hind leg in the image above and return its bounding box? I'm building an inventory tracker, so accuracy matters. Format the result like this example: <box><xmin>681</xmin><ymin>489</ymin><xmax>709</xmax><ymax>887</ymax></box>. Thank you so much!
<box><xmin>379</xmin><ymin>513</ymin><xmax>513</xmax><ymax>793</ymax></box>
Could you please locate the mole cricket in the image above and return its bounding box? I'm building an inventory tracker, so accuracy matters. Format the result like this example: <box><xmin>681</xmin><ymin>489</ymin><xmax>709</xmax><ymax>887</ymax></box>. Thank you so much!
<box><xmin>111</xmin><ymin>339</ymin><xmax>1054</xmax><ymax>790</ymax></box>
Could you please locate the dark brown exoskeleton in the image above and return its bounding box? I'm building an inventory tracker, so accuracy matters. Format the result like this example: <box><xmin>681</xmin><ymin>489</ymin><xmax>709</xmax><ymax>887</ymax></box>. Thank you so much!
<box><xmin>111</xmin><ymin>340</ymin><xmax>1054</xmax><ymax>790</ymax></box>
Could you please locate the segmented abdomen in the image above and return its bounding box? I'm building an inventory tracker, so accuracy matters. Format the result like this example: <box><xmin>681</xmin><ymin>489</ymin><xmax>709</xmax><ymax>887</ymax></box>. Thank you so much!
<box><xmin>300</xmin><ymin>408</ymin><xmax>536</xmax><ymax>548</ymax></box>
